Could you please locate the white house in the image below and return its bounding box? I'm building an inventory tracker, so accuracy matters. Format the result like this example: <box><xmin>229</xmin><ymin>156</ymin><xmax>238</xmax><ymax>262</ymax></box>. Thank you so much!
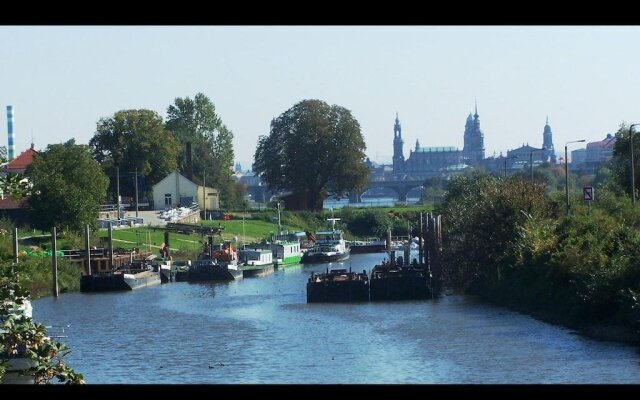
<box><xmin>152</xmin><ymin>171</ymin><xmax>219</xmax><ymax>211</ymax></box>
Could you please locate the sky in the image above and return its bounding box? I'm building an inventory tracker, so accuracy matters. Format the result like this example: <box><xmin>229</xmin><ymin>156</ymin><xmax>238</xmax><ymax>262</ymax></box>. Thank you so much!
<box><xmin>2</xmin><ymin>26</ymin><xmax>639</xmax><ymax>169</ymax></box>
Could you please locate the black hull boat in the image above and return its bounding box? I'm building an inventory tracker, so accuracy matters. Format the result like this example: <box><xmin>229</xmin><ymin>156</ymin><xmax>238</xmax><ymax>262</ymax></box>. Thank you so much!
<box><xmin>80</xmin><ymin>269</ymin><xmax>161</xmax><ymax>292</ymax></box>
<box><xmin>187</xmin><ymin>244</ymin><xmax>242</xmax><ymax>282</ymax></box>
<box><xmin>369</xmin><ymin>262</ymin><xmax>433</xmax><ymax>301</ymax></box>
<box><xmin>307</xmin><ymin>267</ymin><xmax>369</xmax><ymax>303</ymax></box>
<box><xmin>188</xmin><ymin>259</ymin><xmax>243</xmax><ymax>282</ymax></box>
<box><xmin>301</xmin><ymin>249</ymin><xmax>351</xmax><ymax>264</ymax></box>
<box><xmin>347</xmin><ymin>239</ymin><xmax>386</xmax><ymax>254</ymax></box>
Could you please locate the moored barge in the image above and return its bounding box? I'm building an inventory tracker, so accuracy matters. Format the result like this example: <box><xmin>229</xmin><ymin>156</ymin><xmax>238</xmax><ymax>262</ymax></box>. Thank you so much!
<box><xmin>307</xmin><ymin>267</ymin><xmax>369</xmax><ymax>303</ymax></box>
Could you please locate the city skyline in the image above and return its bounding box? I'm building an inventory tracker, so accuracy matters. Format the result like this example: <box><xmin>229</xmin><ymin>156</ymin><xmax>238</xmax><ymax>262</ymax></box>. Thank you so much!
<box><xmin>1</xmin><ymin>26</ymin><xmax>638</xmax><ymax>170</ymax></box>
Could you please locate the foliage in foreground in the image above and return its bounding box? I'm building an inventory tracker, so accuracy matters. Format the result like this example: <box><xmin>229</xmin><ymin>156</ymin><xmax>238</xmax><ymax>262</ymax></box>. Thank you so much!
<box><xmin>0</xmin><ymin>264</ymin><xmax>84</xmax><ymax>384</ymax></box>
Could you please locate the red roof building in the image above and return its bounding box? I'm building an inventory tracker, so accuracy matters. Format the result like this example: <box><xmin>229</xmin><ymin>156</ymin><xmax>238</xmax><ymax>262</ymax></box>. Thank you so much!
<box><xmin>2</xmin><ymin>144</ymin><xmax>37</xmax><ymax>174</ymax></box>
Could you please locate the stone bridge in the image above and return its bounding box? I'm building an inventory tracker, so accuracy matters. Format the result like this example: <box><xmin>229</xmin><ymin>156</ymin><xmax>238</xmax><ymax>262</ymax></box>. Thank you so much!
<box><xmin>246</xmin><ymin>179</ymin><xmax>429</xmax><ymax>205</ymax></box>
<box><xmin>348</xmin><ymin>179</ymin><xmax>426</xmax><ymax>203</ymax></box>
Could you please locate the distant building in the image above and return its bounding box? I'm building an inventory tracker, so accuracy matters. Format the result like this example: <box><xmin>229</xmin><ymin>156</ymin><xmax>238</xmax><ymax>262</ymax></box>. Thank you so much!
<box><xmin>571</xmin><ymin>148</ymin><xmax>587</xmax><ymax>165</ymax></box>
<box><xmin>542</xmin><ymin>117</ymin><xmax>557</xmax><ymax>164</ymax></box>
<box><xmin>235</xmin><ymin>162</ymin><xmax>242</xmax><ymax>173</ymax></box>
<box><xmin>152</xmin><ymin>171</ymin><xmax>219</xmax><ymax>211</ymax></box>
<box><xmin>1</xmin><ymin>143</ymin><xmax>36</xmax><ymax>174</ymax></box>
<box><xmin>0</xmin><ymin>144</ymin><xmax>37</xmax><ymax>224</ymax></box>
<box><xmin>462</xmin><ymin>102</ymin><xmax>485</xmax><ymax>166</ymax></box>
<box><xmin>502</xmin><ymin>118</ymin><xmax>557</xmax><ymax>174</ymax></box>
<box><xmin>391</xmin><ymin>112</ymin><xmax>468</xmax><ymax>180</ymax></box>
<box><xmin>573</xmin><ymin>133</ymin><xmax>616</xmax><ymax>173</ymax></box>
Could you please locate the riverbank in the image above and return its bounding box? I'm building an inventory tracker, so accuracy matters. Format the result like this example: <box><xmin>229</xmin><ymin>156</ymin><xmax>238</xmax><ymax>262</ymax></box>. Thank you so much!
<box><xmin>12</xmin><ymin>258</ymin><xmax>82</xmax><ymax>300</ymax></box>
<box><xmin>470</xmin><ymin>290</ymin><xmax>640</xmax><ymax>348</ymax></box>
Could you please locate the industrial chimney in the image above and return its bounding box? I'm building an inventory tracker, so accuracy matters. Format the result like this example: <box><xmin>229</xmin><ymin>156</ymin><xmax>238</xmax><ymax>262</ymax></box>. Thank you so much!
<box><xmin>185</xmin><ymin>141</ymin><xmax>193</xmax><ymax>181</ymax></box>
<box><xmin>6</xmin><ymin>106</ymin><xmax>14</xmax><ymax>161</ymax></box>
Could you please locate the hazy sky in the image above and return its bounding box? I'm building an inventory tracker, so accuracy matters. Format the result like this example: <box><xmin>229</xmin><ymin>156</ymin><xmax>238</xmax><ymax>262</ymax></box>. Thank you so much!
<box><xmin>2</xmin><ymin>26</ymin><xmax>639</xmax><ymax>169</ymax></box>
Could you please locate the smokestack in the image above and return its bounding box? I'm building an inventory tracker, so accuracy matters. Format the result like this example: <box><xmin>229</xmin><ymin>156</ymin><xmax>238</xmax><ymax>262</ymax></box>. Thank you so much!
<box><xmin>7</xmin><ymin>106</ymin><xmax>14</xmax><ymax>161</ymax></box>
<box><xmin>185</xmin><ymin>141</ymin><xmax>193</xmax><ymax>181</ymax></box>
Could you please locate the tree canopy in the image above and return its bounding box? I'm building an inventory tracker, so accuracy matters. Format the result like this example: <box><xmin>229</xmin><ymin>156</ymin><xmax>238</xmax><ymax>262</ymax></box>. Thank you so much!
<box><xmin>253</xmin><ymin>99</ymin><xmax>369</xmax><ymax>211</ymax></box>
<box><xmin>25</xmin><ymin>139</ymin><xmax>109</xmax><ymax>234</ymax></box>
<box><xmin>611</xmin><ymin>123</ymin><xmax>637</xmax><ymax>200</ymax></box>
<box><xmin>89</xmin><ymin>109</ymin><xmax>180</xmax><ymax>200</ymax></box>
<box><xmin>165</xmin><ymin>93</ymin><xmax>242</xmax><ymax>209</ymax></box>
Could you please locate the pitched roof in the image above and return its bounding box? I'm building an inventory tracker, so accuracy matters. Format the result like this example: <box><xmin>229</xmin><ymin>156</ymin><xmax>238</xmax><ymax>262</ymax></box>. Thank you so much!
<box><xmin>0</xmin><ymin>196</ymin><xmax>27</xmax><ymax>210</ymax></box>
<box><xmin>3</xmin><ymin>145</ymin><xmax>37</xmax><ymax>173</ymax></box>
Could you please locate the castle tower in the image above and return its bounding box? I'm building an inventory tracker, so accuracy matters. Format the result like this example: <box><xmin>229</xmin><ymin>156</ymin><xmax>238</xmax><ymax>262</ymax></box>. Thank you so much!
<box><xmin>392</xmin><ymin>113</ymin><xmax>404</xmax><ymax>173</ymax></box>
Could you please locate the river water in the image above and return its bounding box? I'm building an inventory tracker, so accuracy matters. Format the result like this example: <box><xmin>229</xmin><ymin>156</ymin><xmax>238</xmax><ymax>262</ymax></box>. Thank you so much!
<box><xmin>33</xmin><ymin>253</ymin><xmax>640</xmax><ymax>384</ymax></box>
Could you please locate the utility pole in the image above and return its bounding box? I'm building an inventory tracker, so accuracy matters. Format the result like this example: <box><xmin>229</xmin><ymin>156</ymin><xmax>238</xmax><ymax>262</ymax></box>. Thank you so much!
<box><xmin>134</xmin><ymin>168</ymin><xmax>139</xmax><ymax>218</ymax></box>
<box><xmin>565</xmin><ymin>140</ymin><xmax>586</xmax><ymax>214</ymax></box>
<box><xmin>116</xmin><ymin>166</ymin><xmax>121</xmax><ymax>220</ymax></box>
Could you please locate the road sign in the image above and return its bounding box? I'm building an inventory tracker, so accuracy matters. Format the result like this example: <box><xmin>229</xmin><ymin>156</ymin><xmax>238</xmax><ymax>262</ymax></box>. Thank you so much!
<box><xmin>583</xmin><ymin>186</ymin><xmax>594</xmax><ymax>201</ymax></box>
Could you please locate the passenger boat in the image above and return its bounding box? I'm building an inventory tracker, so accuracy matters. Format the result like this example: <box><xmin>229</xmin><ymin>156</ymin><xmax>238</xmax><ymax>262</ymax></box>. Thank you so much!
<box><xmin>306</xmin><ymin>267</ymin><xmax>369</xmax><ymax>303</ymax></box>
<box><xmin>238</xmin><ymin>247</ymin><xmax>273</xmax><ymax>267</ymax></box>
<box><xmin>238</xmin><ymin>246</ymin><xmax>275</xmax><ymax>277</ymax></box>
<box><xmin>271</xmin><ymin>241</ymin><xmax>302</xmax><ymax>267</ymax></box>
<box><xmin>301</xmin><ymin>218</ymin><xmax>350</xmax><ymax>263</ymax></box>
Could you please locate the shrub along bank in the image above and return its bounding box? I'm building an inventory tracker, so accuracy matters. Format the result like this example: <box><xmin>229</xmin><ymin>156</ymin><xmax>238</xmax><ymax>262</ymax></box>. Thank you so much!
<box><xmin>440</xmin><ymin>171</ymin><xmax>640</xmax><ymax>344</ymax></box>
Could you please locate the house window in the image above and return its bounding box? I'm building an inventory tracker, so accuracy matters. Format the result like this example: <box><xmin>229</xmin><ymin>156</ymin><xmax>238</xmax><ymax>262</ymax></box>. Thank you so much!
<box><xmin>164</xmin><ymin>194</ymin><xmax>172</xmax><ymax>207</ymax></box>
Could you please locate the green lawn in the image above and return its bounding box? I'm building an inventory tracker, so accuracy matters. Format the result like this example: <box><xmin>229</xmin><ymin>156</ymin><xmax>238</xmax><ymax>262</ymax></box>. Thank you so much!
<box><xmin>91</xmin><ymin>219</ymin><xmax>298</xmax><ymax>254</ymax></box>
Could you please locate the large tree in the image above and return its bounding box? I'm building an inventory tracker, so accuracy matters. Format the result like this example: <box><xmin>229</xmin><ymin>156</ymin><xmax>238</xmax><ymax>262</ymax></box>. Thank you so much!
<box><xmin>611</xmin><ymin>123</ymin><xmax>637</xmax><ymax>200</ymax></box>
<box><xmin>253</xmin><ymin>99</ymin><xmax>369</xmax><ymax>211</ymax></box>
<box><xmin>25</xmin><ymin>139</ymin><xmax>109</xmax><ymax>234</ymax></box>
<box><xmin>165</xmin><ymin>93</ymin><xmax>242</xmax><ymax>209</ymax></box>
<box><xmin>89</xmin><ymin>109</ymin><xmax>180</xmax><ymax>201</ymax></box>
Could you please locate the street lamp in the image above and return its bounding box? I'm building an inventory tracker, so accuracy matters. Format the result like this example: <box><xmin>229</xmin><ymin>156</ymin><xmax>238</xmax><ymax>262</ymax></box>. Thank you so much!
<box><xmin>565</xmin><ymin>139</ymin><xmax>586</xmax><ymax>214</ymax></box>
<box><xmin>529</xmin><ymin>147</ymin><xmax>546</xmax><ymax>183</ymax></box>
<box><xmin>503</xmin><ymin>156</ymin><xmax>518</xmax><ymax>178</ymax></box>
<box><xmin>630</xmin><ymin>124</ymin><xmax>639</xmax><ymax>206</ymax></box>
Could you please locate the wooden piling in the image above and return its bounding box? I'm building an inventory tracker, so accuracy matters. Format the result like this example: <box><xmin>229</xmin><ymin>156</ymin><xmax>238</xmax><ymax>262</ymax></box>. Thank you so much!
<box><xmin>108</xmin><ymin>222</ymin><xmax>113</xmax><ymax>271</ymax></box>
<box><xmin>51</xmin><ymin>227</ymin><xmax>58</xmax><ymax>297</ymax></box>
<box><xmin>418</xmin><ymin>212</ymin><xmax>424</xmax><ymax>265</ymax></box>
<box><xmin>84</xmin><ymin>225</ymin><xmax>91</xmax><ymax>276</ymax></box>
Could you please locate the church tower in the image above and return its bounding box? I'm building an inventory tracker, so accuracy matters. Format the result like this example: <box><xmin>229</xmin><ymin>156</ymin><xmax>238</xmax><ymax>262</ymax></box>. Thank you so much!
<box><xmin>463</xmin><ymin>112</ymin><xmax>474</xmax><ymax>163</ymax></box>
<box><xmin>463</xmin><ymin>101</ymin><xmax>485</xmax><ymax>166</ymax></box>
<box><xmin>392</xmin><ymin>113</ymin><xmax>405</xmax><ymax>173</ymax></box>
<box><xmin>542</xmin><ymin>116</ymin><xmax>557</xmax><ymax>164</ymax></box>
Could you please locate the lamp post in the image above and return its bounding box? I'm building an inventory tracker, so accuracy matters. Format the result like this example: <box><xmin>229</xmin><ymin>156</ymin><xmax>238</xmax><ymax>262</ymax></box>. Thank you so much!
<box><xmin>529</xmin><ymin>147</ymin><xmax>546</xmax><ymax>183</ymax></box>
<box><xmin>630</xmin><ymin>124</ymin><xmax>639</xmax><ymax>206</ymax></box>
<box><xmin>565</xmin><ymin>139</ymin><xmax>586</xmax><ymax>214</ymax></box>
<box><xmin>503</xmin><ymin>155</ymin><xmax>518</xmax><ymax>178</ymax></box>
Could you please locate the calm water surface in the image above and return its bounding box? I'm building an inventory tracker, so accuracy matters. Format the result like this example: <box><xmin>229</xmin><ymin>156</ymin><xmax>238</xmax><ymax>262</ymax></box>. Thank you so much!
<box><xmin>33</xmin><ymin>253</ymin><xmax>640</xmax><ymax>383</ymax></box>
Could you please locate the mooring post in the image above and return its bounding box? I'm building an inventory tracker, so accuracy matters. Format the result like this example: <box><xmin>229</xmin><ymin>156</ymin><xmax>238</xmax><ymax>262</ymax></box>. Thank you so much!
<box><xmin>386</xmin><ymin>227</ymin><xmax>393</xmax><ymax>266</ymax></box>
<box><xmin>84</xmin><ymin>225</ymin><xmax>91</xmax><ymax>276</ymax></box>
<box><xmin>424</xmin><ymin>213</ymin><xmax>432</xmax><ymax>269</ymax></box>
<box><xmin>51</xmin><ymin>227</ymin><xmax>59</xmax><ymax>297</ymax></box>
<box><xmin>164</xmin><ymin>231</ymin><xmax>170</xmax><ymax>253</ymax></box>
<box><xmin>418</xmin><ymin>212</ymin><xmax>424</xmax><ymax>265</ymax></box>
<box><xmin>431</xmin><ymin>215</ymin><xmax>442</xmax><ymax>296</ymax></box>
<box><xmin>12</xmin><ymin>227</ymin><xmax>19</xmax><ymax>264</ymax></box>
<box><xmin>108</xmin><ymin>222</ymin><xmax>114</xmax><ymax>271</ymax></box>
